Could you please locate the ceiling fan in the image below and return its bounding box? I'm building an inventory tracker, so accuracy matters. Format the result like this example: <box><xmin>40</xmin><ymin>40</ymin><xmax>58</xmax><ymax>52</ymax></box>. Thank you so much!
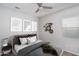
<box><xmin>35</xmin><ymin>3</ymin><xmax>53</xmax><ymax>13</ymax></box>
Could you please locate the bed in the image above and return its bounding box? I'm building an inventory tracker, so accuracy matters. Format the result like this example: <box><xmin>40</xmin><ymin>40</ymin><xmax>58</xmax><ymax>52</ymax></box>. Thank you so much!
<box><xmin>12</xmin><ymin>34</ymin><xmax>58</xmax><ymax>56</ymax></box>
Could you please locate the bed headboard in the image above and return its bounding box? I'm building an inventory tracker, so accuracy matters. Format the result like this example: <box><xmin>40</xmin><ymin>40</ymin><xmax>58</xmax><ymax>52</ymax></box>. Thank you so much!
<box><xmin>13</xmin><ymin>34</ymin><xmax>37</xmax><ymax>48</ymax></box>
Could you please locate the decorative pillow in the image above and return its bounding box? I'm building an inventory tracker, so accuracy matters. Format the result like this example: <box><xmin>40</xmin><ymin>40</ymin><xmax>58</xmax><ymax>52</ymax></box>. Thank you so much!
<box><xmin>27</xmin><ymin>36</ymin><xmax>37</xmax><ymax>43</ymax></box>
<box><xmin>19</xmin><ymin>38</ymin><xmax>28</xmax><ymax>45</ymax></box>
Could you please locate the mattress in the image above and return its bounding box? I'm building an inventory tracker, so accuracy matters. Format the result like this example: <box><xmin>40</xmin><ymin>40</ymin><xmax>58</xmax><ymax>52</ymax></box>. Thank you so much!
<box><xmin>14</xmin><ymin>40</ymin><xmax>42</xmax><ymax>53</ymax></box>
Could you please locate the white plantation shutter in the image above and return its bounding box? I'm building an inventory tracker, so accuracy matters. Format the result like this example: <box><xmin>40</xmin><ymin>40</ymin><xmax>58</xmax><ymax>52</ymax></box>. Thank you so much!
<box><xmin>11</xmin><ymin>17</ymin><xmax>37</xmax><ymax>32</ymax></box>
<box><xmin>23</xmin><ymin>20</ymin><xmax>32</xmax><ymax>31</ymax></box>
<box><xmin>11</xmin><ymin>17</ymin><xmax>22</xmax><ymax>32</ymax></box>
<box><xmin>32</xmin><ymin>21</ymin><xmax>37</xmax><ymax>31</ymax></box>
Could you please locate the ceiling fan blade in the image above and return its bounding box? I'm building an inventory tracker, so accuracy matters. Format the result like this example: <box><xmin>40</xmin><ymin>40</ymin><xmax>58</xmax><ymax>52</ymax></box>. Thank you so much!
<box><xmin>43</xmin><ymin>6</ymin><xmax>53</xmax><ymax>9</ymax></box>
<box><xmin>37</xmin><ymin>3</ymin><xmax>42</xmax><ymax>7</ymax></box>
<box><xmin>35</xmin><ymin>8</ymin><xmax>40</xmax><ymax>13</ymax></box>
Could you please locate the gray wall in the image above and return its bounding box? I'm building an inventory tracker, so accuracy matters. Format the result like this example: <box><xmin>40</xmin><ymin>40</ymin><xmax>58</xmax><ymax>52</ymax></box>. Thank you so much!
<box><xmin>39</xmin><ymin>5</ymin><xmax>79</xmax><ymax>55</ymax></box>
<box><xmin>0</xmin><ymin>5</ymin><xmax>38</xmax><ymax>54</ymax></box>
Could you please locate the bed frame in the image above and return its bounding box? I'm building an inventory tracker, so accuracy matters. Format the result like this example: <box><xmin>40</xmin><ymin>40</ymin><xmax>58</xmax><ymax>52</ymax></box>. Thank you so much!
<box><xmin>12</xmin><ymin>34</ymin><xmax>37</xmax><ymax>55</ymax></box>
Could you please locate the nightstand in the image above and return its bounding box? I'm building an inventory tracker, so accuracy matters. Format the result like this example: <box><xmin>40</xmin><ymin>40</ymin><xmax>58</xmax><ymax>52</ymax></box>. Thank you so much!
<box><xmin>2</xmin><ymin>44</ymin><xmax>12</xmax><ymax>56</ymax></box>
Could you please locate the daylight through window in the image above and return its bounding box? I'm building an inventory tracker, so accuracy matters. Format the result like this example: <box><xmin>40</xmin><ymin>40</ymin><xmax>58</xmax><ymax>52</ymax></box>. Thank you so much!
<box><xmin>11</xmin><ymin>17</ymin><xmax>37</xmax><ymax>32</ymax></box>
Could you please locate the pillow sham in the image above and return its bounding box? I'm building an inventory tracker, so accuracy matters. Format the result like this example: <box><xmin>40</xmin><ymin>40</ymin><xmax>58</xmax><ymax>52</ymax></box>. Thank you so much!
<box><xmin>27</xmin><ymin>36</ymin><xmax>37</xmax><ymax>43</ymax></box>
<box><xmin>19</xmin><ymin>38</ymin><xmax>28</xmax><ymax>45</ymax></box>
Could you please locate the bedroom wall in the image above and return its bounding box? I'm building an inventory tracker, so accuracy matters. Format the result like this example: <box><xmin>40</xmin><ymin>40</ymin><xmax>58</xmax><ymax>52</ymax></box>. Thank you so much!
<box><xmin>39</xmin><ymin>5</ymin><xmax>79</xmax><ymax>55</ymax></box>
<box><xmin>0</xmin><ymin>5</ymin><xmax>38</xmax><ymax>55</ymax></box>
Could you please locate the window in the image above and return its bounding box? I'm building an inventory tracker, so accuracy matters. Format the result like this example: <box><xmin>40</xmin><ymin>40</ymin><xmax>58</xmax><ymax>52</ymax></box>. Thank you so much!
<box><xmin>11</xmin><ymin>17</ymin><xmax>22</xmax><ymax>32</ymax></box>
<box><xmin>32</xmin><ymin>21</ymin><xmax>37</xmax><ymax>31</ymax></box>
<box><xmin>11</xmin><ymin>17</ymin><xmax>37</xmax><ymax>32</ymax></box>
<box><xmin>23</xmin><ymin>20</ymin><xmax>32</xmax><ymax>31</ymax></box>
<box><xmin>23</xmin><ymin>19</ymin><xmax>37</xmax><ymax>31</ymax></box>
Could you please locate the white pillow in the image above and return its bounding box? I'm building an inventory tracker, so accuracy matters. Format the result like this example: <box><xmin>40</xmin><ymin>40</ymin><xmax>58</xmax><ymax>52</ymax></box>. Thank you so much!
<box><xmin>19</xmin><ymin>38</ymin><xmax>28</xmax><ymax>45</ymax></box>
<box><xmin>27</xmin><ymin>36</ymin><xmax>37</xmax><ymax>43</ymax></box>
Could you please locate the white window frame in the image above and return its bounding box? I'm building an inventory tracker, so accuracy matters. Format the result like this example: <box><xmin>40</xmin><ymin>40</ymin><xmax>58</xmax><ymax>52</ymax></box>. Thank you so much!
<box><xmin>11</xmin><ymin>17</ymin><xmax>22</xmax><ymax>32</ymax></box>
<box><xmin>23</xmin><ymin>19</ymin><xmax>32</xmax><ymax>32</ymax></box>
<box><xmin>11</xmin><ymin>17</ymin><xmax>37</xmax><ymax>32</ymax></box>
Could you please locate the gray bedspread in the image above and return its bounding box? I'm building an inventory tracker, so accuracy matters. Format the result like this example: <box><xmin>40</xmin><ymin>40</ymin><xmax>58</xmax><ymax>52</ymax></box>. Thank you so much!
<box><xmin>17</xmin><ymin>42</ymin><xmax>58</xmax><ymax>56</ymax></box>
<box><xmin>17</xmin><ymin>42</ymin><xmax>43</xmax><ymax>56</ymax></box>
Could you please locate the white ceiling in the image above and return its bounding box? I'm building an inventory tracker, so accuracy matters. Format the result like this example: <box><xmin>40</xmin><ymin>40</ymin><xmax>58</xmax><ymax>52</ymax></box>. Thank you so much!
<box><xmin>0</xmin><ymin>3</ymin><xmax>79</xmax><ymax>18</ymax></box>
